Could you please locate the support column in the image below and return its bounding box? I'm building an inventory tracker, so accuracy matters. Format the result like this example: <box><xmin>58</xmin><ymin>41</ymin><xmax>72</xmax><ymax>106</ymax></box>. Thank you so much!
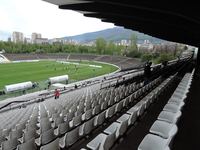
<box><xmin>196</xmin><ymin>47</ymin><xmax>200</xmax><ymax>70</ymax></box>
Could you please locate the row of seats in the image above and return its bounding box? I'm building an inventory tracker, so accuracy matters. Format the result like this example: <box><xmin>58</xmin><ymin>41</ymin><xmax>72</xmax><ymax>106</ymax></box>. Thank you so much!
<box><xmin>0</xmin><ymin>57</ymin><xmax>190</xmax><ymax>150</ymax></box>
<box><xmin>0</xmin><ymin>75</ymin><xmax>146</xmax><ymax>150</ymax></box>
<box><xmin>138</xmin><ymin>69</ymin><xmax>195</xmax><ymax>150</ymax></box>
<box><xmin>0</xmin><ymin>104</ymin><xmax>35</xmax><ymax>130</ymax></box>
<box><xmin>0</xmin><ymin>89</ymin><xmax>85</xmax><ymax>150</ymax></box>
<box><xmin>28</xmin><ymin>77</ymin><xmax>160</xmax><ymax>149</ymax></box>
<box><xmin>84</xmin><ymin>74</ymin><xmax>177</xmax><ymax>150</ymax></box>
<box><xmin>0</xmin><ymin>64</ymin><xmax>179</xmax><ymax>150</ymax></box>
<box><xmin>0</xmin><ymin>63</ymin><xmax>186</xmax><ymax>150</ymax></box>
<box><xmin>48</xmin><ymin>79</ymin><xmax>157</xmax><ymax>149</ymax></box>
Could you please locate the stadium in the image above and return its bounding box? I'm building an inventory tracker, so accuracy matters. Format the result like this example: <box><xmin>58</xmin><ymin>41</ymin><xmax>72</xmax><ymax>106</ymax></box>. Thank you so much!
<box><xmin>0</xmin><ymin>1</ymin><xmax>199</xmax><ymax>150</ymax></box>
<box><xmin>0</xmin><ymin>51</ymin><xmax>195</xmax><ymax>150</ymax></box>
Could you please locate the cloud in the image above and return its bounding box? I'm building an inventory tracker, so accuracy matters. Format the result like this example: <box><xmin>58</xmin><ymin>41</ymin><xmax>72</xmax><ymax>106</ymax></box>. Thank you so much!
<box><xmin>0</xmin><ymin>0</ymin><xmax>114</xmax><ymax>40</ymax></box>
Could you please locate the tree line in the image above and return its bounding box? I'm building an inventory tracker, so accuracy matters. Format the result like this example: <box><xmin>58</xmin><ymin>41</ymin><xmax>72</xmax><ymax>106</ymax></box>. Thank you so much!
<box><xmin>0</xmin><ymin>39</ymin><xmax>123</xmax><ymax>55</ymax></box>
<box><xmin>0</xmin><ymin>34</ymin><xmax>186</xmax><ymax>64</ymax></box>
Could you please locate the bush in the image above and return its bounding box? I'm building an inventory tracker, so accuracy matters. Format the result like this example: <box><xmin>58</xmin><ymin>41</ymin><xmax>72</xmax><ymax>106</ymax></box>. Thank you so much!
<box><xmin>141</xmin><ymin>53</ymin><xmax>153</xmax><ymax>62</ymax></box>
<box><xmin>126</xmin><ymin>50</ymin><xmax>142</xmax><ymax>58</ymax></box>
<box><xmin>154</xmin><ymin>53</ymin><xmax>175</xmax><ymax>64</ymax></box>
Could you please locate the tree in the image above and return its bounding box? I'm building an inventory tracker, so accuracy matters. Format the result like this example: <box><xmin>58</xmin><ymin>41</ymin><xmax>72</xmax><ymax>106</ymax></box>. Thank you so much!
<box><xmin>106</xmin><ymin>41</ymin><xmax>116</xmax><ymax>55</ymax></box>
<box><xmin>154</xmin><ymin>53</ymin><xmax>175</xmax><ymax>64</ymax></box>
<box><xmin>125</xmin><ymin>34</ymin><xmax>139</xmax><ymax>58</ymax></box>
<box><xmin>130</xmin><ymin>34</ymin><xmax>138</xmax><ymax>51</ymax></box>
<box><xmin>78</xmin><ymin>45</ymin><xmax>88</xmax><ymax>53</ymax></box>
<box><xmin>95</xmin><ymin>38</ymin><xmax>107</xmax><ymax>54</ymax></box>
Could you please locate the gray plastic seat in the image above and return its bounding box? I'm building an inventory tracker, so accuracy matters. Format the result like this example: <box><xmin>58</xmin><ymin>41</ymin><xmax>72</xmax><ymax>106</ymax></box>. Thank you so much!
<box><xmin>114</xmin><ymin>95</ymin><xmax>120</xmax><ymax>102</ymax></box>
<box><xmin>35</xmin><ymin>128</ymin><xmax>56</xmax><ymax>146</ymax></box>
<box><xmin>167</xmin><ymin>100</ymin><xmax>185</xmax><ymax>110</ymax></box>
<box><xmin>76</xmin><ymin>106</ymin><xmax>85</xmax><ymax>116</ymax></box>
<box><xmin>123</xmin><ymin>97</ymin><xmax>130</xmax><ymax>108</ymax></box>
<box><xmin>104</xmin><ymin>119</ymin><xmax>128</xmax><ymax>139</ymax></box>
<box><xmin>1</xmin><ymin>137</ymin><xmax>19</xmax><ymax>150</ymax></box>
<box><xmin>140</xmin><ymin>97</ymin><xmax>151</xmax><ymax>110</ymax></box>
<box><xmin>136</xmin><ymin>101</ymin><xmax>145</xmax><ymax>116</ymax></box>
<box><xmin>52</xmin><ymin>116</ymin><xmax>64</xmax><ymax>128</ymax></box>
<box><xmin>127</xmin><ymin>104</ymin><xmax>140</xmax><ymax>116</ymax></box>
<box><xmin>40</xmin><ymin>112</ymin><xmax>48</xmax><ymax>119</ymax></box>
<box><xmin>39</xmin><ymin>122</ymin><xmax>52</xmax><ymax>134</ymax></box>
<box><xmin>92</xmin><ymin>100</ymin><xmax>99</xmax><ymax>108</ymax></box>
<box><xmin>0</xmin><ymin>135</ymin><xmax>7</xmax><ymax>146</ymax></box>
<box><xmin>101</xmin><ymin>101</ymin><xmax>108</xmax><ymax>110</ymax></box>
<box><xmin>80</xmin><ymin>118</ymin><xmax>95</xmax><ymax>136</ymax></box>
<box><xmin>61</xmin><ymin>109</ymin><xmax>68</xmax><ymax>116</ymax></box>
<box><xmin>25</xmin><ymin>123</ymin><xmax>39</xmax><ymax>132</ymax></box>
<box><xmin>21</xmin><ymin>128</ymin><xmax>39</xmax><ymax>143</ymax></box>
<box><xmin>85</xmin><ymin>102</ymin><xmax>92</xmax><ymax>111</ymax></box>
<box><xmin>69</xmin><ymin>105</ymin><xmax>77</xmax><ymax>114</ymax></box>
<box><xmin>168</xmin><ymin>97</ymin><xmax>184</xmax><ymax>103</ymax></box>
<box><xmin>9</xmin><ymin>129</ymin><xmax>23</xmax><ymax>139</ymax></box>
<box><xmin>69</xmin><ymin>114</ymin><xmax>82</xmax><ymax>128</ymax></box>
<box><xmin>16</xmin><ymin>138</ymin><xmax>37</xmax><ymax>150</ymax></box>
<box><xmin>171</xmin><ymin>93</ymin><xmax>186</xmax><ymax>100</ymax></box>
<box><xmin>174</xmin><ymin>88</ymin><xmax>187</xmax><ymax>95</ymax></box>
<box><xmin>108</xmin><ymin>98</ymin><xmax>115</xmax><ymax>106</ymax></box>
<box><xmin>129</xmin><ymin>94</ymin><xmax>135</xmax><ymax>103</ymax></box>
<box><xmin>127</xmin><ymin>110</ymin><xmax>137</xmax><ymax>126</ymax></box>
<box><xmin>87</xmin><ymin>130</ymin><xmax>116</xmax><ymax>150</ymax></box>
<box><xmin>94</xmin><ymin>111</ymin><xmax>106</xmax><ymax>127</ymax></box>
<box><xmin>55</xmin><ymin>122</ymin><xmax>69</xmax><ymax>136</ymax></box>
<box><xmin>157</xmin><ymin>110</ymin><xmax>182</xmax><ymax>124</ymax></box>
<box><xmin>163</xmin><ymin>103</ymin><xmax>180</xmax><ymax>113</ymax></box>
<box><xmin>93</xmin><ymin>105</ymin><xmax>101</xmax><ymax>115</ymax></box>
<box><xmin>15</xmin><ymin>122</ymin><xmax>26</xmax><ymax>131</ymax></box>
<box><xmin>106</xmin><ymin>104</ymin><xmax>116</xmax><ymax>119</ymax></box>
<box><xmin>1</xmin><ymin>129</ymin><xmax>11</xmax><ymax>137</ymax></box>
<box><xmin>138</xmin><ymin>134</ymin><xmax>169</xmax><ymax>150</ymax></box>
<box><xmin>149</xmin><ymin>120</ymin><xmax>178</xmax><ymax>140</ymax></box>
<box><xmin>59</xmin><ymin>126</ymin><xmax>81</xmax><ymax>148</ymax></box>
<box><xmin>65</xmin><ymin>111</ymin><xmax>75</xmax><ymax>122</ymax></box>
<box><xmin>39</xmin><ymin>118</ymin><xmax>52</xmax><ymax>134</ymax></box>
<box><xmin>117</xmin><ymin>114</ymin><xmax>130</xmax><ymax>123</ymax></box>
<box><xmin>40</xmin><ymin>138</ymin><xmax>60</xmax><ymax>150</ymax></box>
<box><xmin>82</xmin><ymin>109</ymin><xmax>93</xmax><ymax>121</ymax></box>
<box><xmin>51</xmin><ymin>113</ymin><xmax>60</xmax><ymax>122</ymax></box>
<box><xmin>115</xmin><ymin>101</ymin><xmax>123</xmax><ymax>113</ymax></box>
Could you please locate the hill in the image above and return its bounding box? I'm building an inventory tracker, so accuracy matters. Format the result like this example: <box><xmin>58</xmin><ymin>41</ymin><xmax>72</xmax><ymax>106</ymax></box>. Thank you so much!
<box><xmin>63</xmin><ymin>27</ymin><xmax>165</xmax><ymax>44</ymax></box>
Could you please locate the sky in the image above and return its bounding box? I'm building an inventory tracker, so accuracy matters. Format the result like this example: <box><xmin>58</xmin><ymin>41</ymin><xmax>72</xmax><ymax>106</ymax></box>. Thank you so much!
<box><xmin>0</xmin><ymin>0</ymin><xmax>115</xmax><ymax>40</ymax></box>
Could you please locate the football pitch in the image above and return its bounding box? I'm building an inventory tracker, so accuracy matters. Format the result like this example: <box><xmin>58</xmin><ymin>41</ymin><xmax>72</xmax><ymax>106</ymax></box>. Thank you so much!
<box><xmin>0</xmin><ymin>60</ymin><xmax>118</xmax><ymax>90</ymax></box>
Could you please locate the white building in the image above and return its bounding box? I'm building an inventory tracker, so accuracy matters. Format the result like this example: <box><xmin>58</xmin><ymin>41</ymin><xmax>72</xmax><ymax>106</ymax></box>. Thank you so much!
<box><xmin>138</xmin><ymin>40</ymin><xmax>154</xmax><ymax>51</ymax></box>
<box><xmin>35</xmin><ymin>38</ymin><xmax>49</xmax><ymax>44</ymax></box>
<box><xmin>24</xmin><ymin>38</ymin><xmax>31</xmax><ymax>44</ymax></box>
<box><xmin>121</xmin><ymin>39</ymin><xmax>131</xmax><ymax>46</ymax></box>
<box><xmin>115</xmin><ymin>39</ymin><xmax>131</xmax><ymax>46</ymax></box>
<box><xmin>51</xmin><ymin>38</ymin><xmax>66</xmax><ymax>44</ymax></box>
<box><xmin>31</xmin><ymin>33</ymin><xmax>42</xmax><ymax>43</ymax></box>
<box><xmin>12</xmin><ymin>31</ymin><xmax>24</xmax><ymax>43</ymax></box>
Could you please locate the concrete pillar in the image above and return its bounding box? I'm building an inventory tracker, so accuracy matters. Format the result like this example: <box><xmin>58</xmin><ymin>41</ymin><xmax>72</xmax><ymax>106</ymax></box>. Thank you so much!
<box><xmin>195</xmin><ymin>48</ymin><xmax>200</xmax><ymax>69</ymax></box>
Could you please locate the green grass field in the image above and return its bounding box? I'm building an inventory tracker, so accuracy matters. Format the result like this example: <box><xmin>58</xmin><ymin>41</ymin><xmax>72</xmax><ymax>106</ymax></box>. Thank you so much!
<box><xmin>0</xmin><ymin>60</ymin><xmax>118</xmax><ymax>90</ymax></box>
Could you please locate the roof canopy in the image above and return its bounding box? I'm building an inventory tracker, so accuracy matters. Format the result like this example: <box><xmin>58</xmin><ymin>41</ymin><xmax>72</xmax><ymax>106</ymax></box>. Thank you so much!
<box><xmin>43</xmin><ymin>0</ymin><xmax>200</xmax><ymax>47</ymax></box>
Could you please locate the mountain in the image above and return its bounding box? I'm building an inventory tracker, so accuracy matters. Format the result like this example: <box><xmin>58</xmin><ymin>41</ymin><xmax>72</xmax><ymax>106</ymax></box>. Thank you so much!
<box><xmin>63</xmin><ymin>27</ymin><xmax>165</xmax><ymax>44</ymax></box>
